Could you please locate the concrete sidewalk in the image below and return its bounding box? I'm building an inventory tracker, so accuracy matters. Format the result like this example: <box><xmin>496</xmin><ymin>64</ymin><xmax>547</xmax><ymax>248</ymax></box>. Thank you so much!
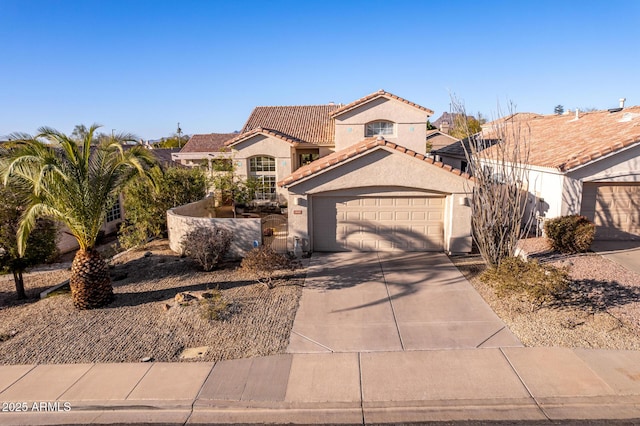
<box><xmin>2</xmin><ymin>348</ymin><xmax>640</xmax><ymax>424</ymax></box>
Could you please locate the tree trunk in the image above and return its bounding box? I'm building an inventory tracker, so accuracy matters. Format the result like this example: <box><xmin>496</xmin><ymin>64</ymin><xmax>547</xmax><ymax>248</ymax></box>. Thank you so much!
<box><xmin>70</xmin><ymin>249</ymin><xmax>113</xmax><ymax>309</ymax></box>
<box><xmin>13</xmin><ymin>270</ymin><xmax>26</xmax><ymax>300</ymax></box>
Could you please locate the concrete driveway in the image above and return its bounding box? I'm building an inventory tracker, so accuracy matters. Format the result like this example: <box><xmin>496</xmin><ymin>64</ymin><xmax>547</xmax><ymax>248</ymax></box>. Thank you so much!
<box><xmin>287</xmin><ymin>252</ymin><xmax>522</xmax><ymax>353</ymax></box>
<box><xmin>592</xmin><ymin>240</ymin><xmax>640</xmax><ymax>275</ymax></box>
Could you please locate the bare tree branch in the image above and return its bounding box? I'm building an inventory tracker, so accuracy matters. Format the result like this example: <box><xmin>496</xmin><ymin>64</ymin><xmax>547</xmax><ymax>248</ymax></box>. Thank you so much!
<box><xmin>451</xmin><ymin>96</ymin><xmax>536</xmax><ymax>268</ymax></box>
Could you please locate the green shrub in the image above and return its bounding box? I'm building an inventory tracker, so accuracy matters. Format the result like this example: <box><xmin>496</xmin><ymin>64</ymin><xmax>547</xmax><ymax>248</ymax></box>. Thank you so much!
<box><xmin>544</xmin><ymin>215</ymin><xmax>595</xmax><ymax>253</ymax></box>
<box><xmin>199</xmin><ymin>288</ymin><xmax>230</xmax><ymax>321</ymax></box>
<box><xmin>119</xmin><ymin>166</ymin><xmax>207</xmax><ymax>249</ymax></box>
<box><xmin>480</xmin><ymin>257</ymin><xmax>569</xmax><ymax>305</ymax></box>
<box><xmin>182</xmin><ymin>226</ymin><xmax>232</xmax><ymax>271</ymax></box>
<box><xmin>241</xmin><ymin>246</ymin><xmax>292</xmax><ymax>288</ymax></box>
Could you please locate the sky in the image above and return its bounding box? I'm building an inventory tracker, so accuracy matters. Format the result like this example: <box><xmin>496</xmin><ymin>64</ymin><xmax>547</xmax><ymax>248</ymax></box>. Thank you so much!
<box><xmin>1</xmin><ymin>0</ymin><xmax>640</xmax><ymax>141</ymax></box>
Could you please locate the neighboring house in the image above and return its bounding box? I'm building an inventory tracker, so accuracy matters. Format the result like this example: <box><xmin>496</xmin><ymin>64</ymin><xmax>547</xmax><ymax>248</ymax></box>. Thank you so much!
<box><xmin>151</xmin><ymin>147</ymin><xmax>183</xmax><ymax>168</ymax></box>
<box><xmin>171</xmin><ymin>133</ymin><xmax>237</xmax><ymax>168</ymax></box>
<box><xmin>479</xmin><ymin>107</ymin><xmax>640</xmax><ymax>241</ymax></box>
<box><xmin>208</xmin><ymin>90</ymin><xmax>475</xmax><ymax>253</ymax></box>
<box><xmin>426</xmin><ymin>129</ymin><xmax>464</xmax><ymax>167</ymax></box>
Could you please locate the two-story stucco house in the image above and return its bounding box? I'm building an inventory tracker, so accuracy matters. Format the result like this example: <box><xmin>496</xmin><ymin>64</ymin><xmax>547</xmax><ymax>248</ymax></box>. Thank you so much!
<box><xmin>179</xmin><ymin>90</ymin><xmax>475</xmax><ymax>253</ymax></box>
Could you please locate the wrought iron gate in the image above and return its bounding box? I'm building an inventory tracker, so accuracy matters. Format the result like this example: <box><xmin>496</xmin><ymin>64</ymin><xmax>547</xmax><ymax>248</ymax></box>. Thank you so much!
<box><xmin>261</xmin><ymin>214</ymin><xmax>288</xmax><ymax>253</ymax></box>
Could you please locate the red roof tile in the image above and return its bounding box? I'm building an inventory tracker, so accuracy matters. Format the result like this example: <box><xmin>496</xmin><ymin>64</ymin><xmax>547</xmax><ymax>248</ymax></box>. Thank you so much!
<box><xmin>330</xmin><ymin>90</ymin><xmax>434</xmax><ymax>118</ymax></box>
<box><xmin>279</xmin><ymin>137</ymin><xmax>473</xmax><ymax>187</ymax></box>
<box><xmin>482</xmin><ymin>107</ymin><xmax>640</xmax><ymax>171</ymax></box>
<box><xmin>179</xmin><ymin>133</ymin><xmax>237</xmax><ymax>153</ymax></box>
<box><xmin>239</xmin><ymin>104</ymin><xmax>339</xmax><ymax>145</ymax></box>
<box><xmin>225</xmin><ymin>127</ymin><xmax>306</xmax><ymax>147</ymax></box>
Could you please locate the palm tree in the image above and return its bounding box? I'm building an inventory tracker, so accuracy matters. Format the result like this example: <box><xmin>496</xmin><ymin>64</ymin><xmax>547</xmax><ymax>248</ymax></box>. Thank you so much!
<box><xmin>1</xmin><ymin>124</ymin><xmax>158</xmax><ymax>309</ymax></box>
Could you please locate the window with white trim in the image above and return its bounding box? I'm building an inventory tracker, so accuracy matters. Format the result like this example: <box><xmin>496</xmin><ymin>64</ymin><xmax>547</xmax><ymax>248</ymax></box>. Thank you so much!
<box><xmin>106</xmin><ymin>199</ymin><xmax>121</xmax><ymax>223</ymax></box>
<box><xmin>365</xmin><ymin>120</ymin><xmax>395</xmax><ymax>137</ymax></box>
<box><xmin>249</xmin><ymin>156</ymin><xmax>276</xmax><ymax>200</ymax></box>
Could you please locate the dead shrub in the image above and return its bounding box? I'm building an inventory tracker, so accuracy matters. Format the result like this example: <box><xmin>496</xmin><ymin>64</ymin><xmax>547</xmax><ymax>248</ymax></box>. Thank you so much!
<box><xmin>241</xmin><ymin>246</ymin><xmax>293</xmax><ymax>288</ymax></box>
<box><xmin>544</xmin><ymin>215</ymin><xmax>595</xmax><ymax>253</ymax></box>
<box><xmin>481</xmin><ymin>256</ymin><xmax>569</xmax><ymax>306</ymax></box>
<box><xmin>181</xmin><ymin>226</ymin><xmax>232</xmax><ymax>271</ymax></box>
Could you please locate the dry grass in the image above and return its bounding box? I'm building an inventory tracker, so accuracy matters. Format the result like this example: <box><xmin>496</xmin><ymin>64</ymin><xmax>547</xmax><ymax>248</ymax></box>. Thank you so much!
<box><xmin>0</xmin><ymin>240</ymin><xmax>303</xmax><ymax>364</ymax></box>
<box><xmin>450</xmin><ymin>238</ymin><xmax>640</xmax><ymax>350</ymax></box>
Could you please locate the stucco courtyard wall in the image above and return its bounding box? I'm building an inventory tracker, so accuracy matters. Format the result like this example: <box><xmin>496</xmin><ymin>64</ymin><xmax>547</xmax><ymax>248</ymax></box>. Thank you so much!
<box><xmin>167</xmin><ymin>198</ymin><xmax>261</xmax><ymax>258</ymax></box>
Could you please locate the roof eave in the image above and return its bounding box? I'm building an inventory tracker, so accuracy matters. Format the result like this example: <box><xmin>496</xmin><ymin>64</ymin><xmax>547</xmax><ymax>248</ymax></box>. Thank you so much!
<box><xmin>280</xmin><ymin>140</ymin><xmax>473</xmax><ymax>188</ymax></box>
<box><xmin>225</xmin><ymin>128</ymin><xmax>302</xmax><ymax>147</ymax></box>
<box><xmin>560</xmin><ymin>139</ymin><xmax>640</xmax><ymax>173</ymax></box>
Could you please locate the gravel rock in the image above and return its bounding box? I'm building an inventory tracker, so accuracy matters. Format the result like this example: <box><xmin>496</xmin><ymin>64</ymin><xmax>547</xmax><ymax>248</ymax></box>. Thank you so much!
<box><xmin>0</xmin><ymin>240</ymin><xmax>303</xmax><ymax>364</ymax></box>
<box><xmin>451</xmin><ymin>238</ymin><xmax>640</xmax><ymax>350</ymax></box>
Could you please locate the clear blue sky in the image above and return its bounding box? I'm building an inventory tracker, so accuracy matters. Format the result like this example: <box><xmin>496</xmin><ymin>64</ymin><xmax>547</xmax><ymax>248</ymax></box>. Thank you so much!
<box><xmin>2</xmin><ymin>0</ymin><xmax>639</xmax><ymax>140</ymax></box>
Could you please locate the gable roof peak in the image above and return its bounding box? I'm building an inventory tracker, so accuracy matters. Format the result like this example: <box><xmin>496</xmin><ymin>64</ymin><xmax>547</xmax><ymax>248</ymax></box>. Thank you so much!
<box><xmin>330</xmin><ymin>90</ymin><xmax>434</xmax><ymax>118</ymax></box>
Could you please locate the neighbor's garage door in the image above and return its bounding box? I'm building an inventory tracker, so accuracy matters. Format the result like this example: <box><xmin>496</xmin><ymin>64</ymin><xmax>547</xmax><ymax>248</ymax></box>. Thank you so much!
<box><xmin>313</xmin><ymin>196</ymin><xmax>444</xmax><ymax>251</ymax></box>
<box><xmin>581</xmin><ymin>182</ymin><xmax>640</xmax><ymax>240</ymax></box>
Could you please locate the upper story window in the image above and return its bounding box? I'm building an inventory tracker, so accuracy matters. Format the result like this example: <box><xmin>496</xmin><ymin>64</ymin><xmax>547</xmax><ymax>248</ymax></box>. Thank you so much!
<box><xmin>365</xmin><ymin>120</ymin><xmax>395</xmax><ymax>137</ymax></box>
<box><xmin>249</xmin><ymin>156</ymin><xmax>276</xmax><ymax>172</ymax></box>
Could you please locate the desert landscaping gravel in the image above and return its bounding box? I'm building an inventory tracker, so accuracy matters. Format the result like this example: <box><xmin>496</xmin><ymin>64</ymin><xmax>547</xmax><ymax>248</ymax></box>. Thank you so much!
<box><xmin>0</xmin><ymin>240</ymin><xmax>303</xmax><ymax>364</ymax></box>
<box><xmin>2</xmin><ymin>237</ymin><xmax>640</xmax><ymax>365</ymax></box>
<box><xmin>450</xmin><ymin>238</ymin><xmax>640</xmax><ymax>350</ymax></box>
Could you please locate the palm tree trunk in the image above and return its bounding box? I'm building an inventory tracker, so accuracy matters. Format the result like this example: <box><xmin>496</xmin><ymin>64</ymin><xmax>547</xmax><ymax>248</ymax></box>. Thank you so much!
<box><xmin>70</xmin><ymin>249</ymin><xmax>113</xmax><ymax>309</ymax></box>
<box><xmin>13</xmin><ymin>270</ymin><xmax>26</xmax><ymax>300</ymax></box>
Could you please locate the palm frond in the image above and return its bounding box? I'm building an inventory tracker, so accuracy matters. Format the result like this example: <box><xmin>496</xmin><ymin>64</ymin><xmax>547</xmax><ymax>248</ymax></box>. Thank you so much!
<box><xmin>4</xmin><ymin>125</ymin><xmax>159</xmax><ymax>253</ymax></box>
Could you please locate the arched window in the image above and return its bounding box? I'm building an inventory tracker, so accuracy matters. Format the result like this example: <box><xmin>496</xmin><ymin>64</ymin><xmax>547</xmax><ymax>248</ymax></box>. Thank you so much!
<box><xmin>365</xmin><ymin>120</ymin><xmax>395</xmax><ymax>137</ymax></box>
<box><xmin>249</xmin><ymin>156</ymin><xmax>276</xmax><ymax>201</ymax></box>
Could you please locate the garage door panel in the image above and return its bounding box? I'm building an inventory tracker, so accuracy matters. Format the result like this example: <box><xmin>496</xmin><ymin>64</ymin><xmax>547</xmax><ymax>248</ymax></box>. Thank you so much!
<box><xmin>313</xmin><ymin>195</ymin><xmax>444</xmax><ymax>251</ymax></box>
<box><xmin>362</xmin><ymin>211</ymin><xmax>377</xmax><ymax>220</ymax></box>
<box><xmin>395</xmin><ymin>211</ymin><xmax>410</xmax><ymax>220</ymax></box>
<box><xmin>411</xmin><ymin>211</ymin><xmax>426</xmax><ymax>220</ymax></box>
<box><xmin>581</xmin><ymin>183</ymin><xmax>640</xmax><ymax>240</ymax></box>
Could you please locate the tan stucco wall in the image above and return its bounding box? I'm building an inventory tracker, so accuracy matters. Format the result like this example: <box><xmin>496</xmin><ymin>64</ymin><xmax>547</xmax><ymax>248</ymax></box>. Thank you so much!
<box><xmin>170</xmin><ymin>196</ymin><xmax>218</xmax><ymax>218</ymax></box>
<box><xmin>334</xmin><ymin>97</ymin><xmax>430</xmax><ymax>154</ymax></box>
<box><xmin>284</xmin><ymin>148</ymin><xmax>473</xmax><ymax>254</ymax></box>
<box><xmin>167</xmin><ymin>199</ymin><xmax>261</xmax><ymax>258</ymax></box>
<box><xmin>231</xmin><ymin>134</ymin><xmax>293</xmax><ymax>203</ymax></box>
<box><xmin>318</xmin><ymin>147</ymin><xmax>334</xmax><ymax>157</ymax></box>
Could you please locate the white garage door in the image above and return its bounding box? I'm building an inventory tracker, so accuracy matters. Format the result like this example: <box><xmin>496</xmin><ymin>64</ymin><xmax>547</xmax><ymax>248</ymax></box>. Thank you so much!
<box><xmin>313</xmin><ymin>196</ymin><xmax>444</xmax><ymax>251</ymax></box>
<box><xmin>581</xmin><ymin>183</ymin><xmax>640</xmax><ymax>240</ymax></box>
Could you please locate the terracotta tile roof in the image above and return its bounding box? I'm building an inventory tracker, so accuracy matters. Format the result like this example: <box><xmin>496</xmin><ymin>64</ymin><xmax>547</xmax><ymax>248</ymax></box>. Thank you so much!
<box><xmin>482</xmin><ymin>107</ymin><xmax>640</xmax><ymax>171</ymax></box>
<box><xmin>330</xmin><ymin>89</ymin><xmax>434</xmax><ymax>118</ymax></box>
<box><xmin>225</xmin><ymin>127</ymin><xmax>306</xmax><ymax>147</ymax></box>
<box><xmin>180</xmin><ymin>133</ymin><xmax>237</xmax><ymax>153</ymax></box>
<box><xmin>279</xmin><ymin>137</ymin><xmax>472</xmax><ymax>187</ymax></box>
<box><xmin>238</xmin><ymin>104</ymin><xmax>339</xmax><ymax>146</ymax></box>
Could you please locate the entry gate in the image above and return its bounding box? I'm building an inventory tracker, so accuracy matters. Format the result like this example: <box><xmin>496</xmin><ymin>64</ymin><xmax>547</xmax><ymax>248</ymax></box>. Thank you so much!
<box><xmin>261</xmin><ymin>214</ymin><xmax>288</xmax><ymax>253</ymax></box>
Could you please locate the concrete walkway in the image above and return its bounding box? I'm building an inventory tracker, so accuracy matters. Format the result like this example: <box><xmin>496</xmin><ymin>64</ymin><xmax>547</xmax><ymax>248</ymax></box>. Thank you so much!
<box><xmin>3</xmin><ymin>252</ymin><xmax>640</xmax><ymax>424</ymax></box>
<box><xmin>2</xmin><ymin>348</ymin><xmax>640</xmax><ymax>424</ymax></box>
<box><xmin>288</xmin><ymin>252</ymin><xmax>521</xmax><ymax>352</ymax></box>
